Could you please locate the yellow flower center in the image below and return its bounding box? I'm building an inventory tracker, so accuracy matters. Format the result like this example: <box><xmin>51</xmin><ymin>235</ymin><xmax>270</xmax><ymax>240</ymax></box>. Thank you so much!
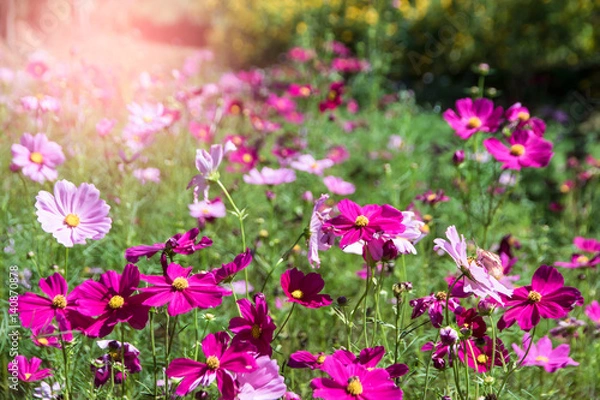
<box><xmin>327</xmin><ymin>90</ymin><xmax>337</xmax><ymax>101</ymax></box>
<box><xmin>108</xmin><ymin>295</ymin><xmax>125</xmax><ymax>309</ymax></box>
<box><xmin>251</xmin><ymin>324</ymin><xmax>262</xmax><ymax>339</ymax></box>
<box><xmin>242</xmin><ymin>153</ymin><xmax>253</xmax><ymax>163</ymax></box>
<box><xmin>527</xmin><ymin>290</ymin><xmax>542</xmax><ymax>303</ymax></box>
<box><xmin>24</xmin><ymin>373</ymin><xmax>32</xmax><ymax>381</ymax></box>
<box><xmin>37</xmin><ymin>338</ymin><xmax>49</xmax><ymax>346</ymax></box>
<box><xmin>311</xmin><ymin>163</ymin><xmax>319</xmax><ymax>170</ymax></box>
<box><xmin>346</xmin><ymin>377</ymin><xmax>363</xmax><ymax>395</ymax></box>
<box><xmin>206</xmin><ymin>355</ymin><xmax>220</xmax><ymax>370</ymax></box>
<box><xmin>109</xmin><ymin>350</ymin><xmax>121</xmax><ymax>361</ymax></box>
<box><xmin>467</xmin><ymin>116</ymin><xmax>482</xmax><ymax>129</ymax></box>
<box><xmin>434</xmin><ymin>291</ymin><xmax>447</xmax><ymax>301</ymax></box>
<box><xmin>291</xmin><ymin>289</ymin><xmax>304</xmax><ymax>299</ymax></box>
<box><xmin>426</xmin><ymin>193</ymin><xmax>437</xmax><ymax>202</ymax></box>
<box><xmin>354</xmin><ymin>215</ymin><xmax>369</xmax><ymax>227</ymax></box>
<box><xmin>300</xmin><ymin>87</ymin><xmax>311</xmax><ymax>96</ymax></box>
<box><xmin>172</xmin><ymin>277</ymin><xmax>189</xmax><ymax>291</ymax></box>
<box><xmin>517</xmin><ymin>111</ymin><xmax>530</xmax><ymax>121</ymax></box>
<box><xmin>476</xmin><ymin>354</ymin><xmax>489</xmax><ymax>364</ymax></box>
<box><xmin>230</xmin><ymin>104</ymin><xmax>241</xmax><ymax>114</ymax></box>
<box><xmin>535</xmin><ymin>355</ymin><xmax>549</xmax><ymax>363</ymax></box>
<box><xmin>30</xmin><ymin>152</ymin><xmax>44</xmax><ymax>164</ymax></box>
<box><xmin>317</xmin><ymin>354</ymin><xmax>326</xmax><ymax>364</ymax></box>
<box><xmin>576</xmin><ymin>255</ymin><xmax>589</xmax><ymax>264</ymax></box>
<box><xmin>559</xmin><ymin>184</ymin><xmax>571</xmax><ymax>193</ymax></box>
<box><xmin>64</xmin><ymin>214</ymin><xmax>80</xmax><ymax>228</ymax></box>
<box><xmin>509</xmin><ymin>144</ymin><xmax>526</xmax><ymax>156</ymax></box>
<box><xmin>52</xmin><ymin>294</ymin><xmax>67</xmax><ymax>309</ymax></box>
<box><xmin>143</xmin><ymin>115</ymin><xmax>153</xmax><ymax>123</ymax></box>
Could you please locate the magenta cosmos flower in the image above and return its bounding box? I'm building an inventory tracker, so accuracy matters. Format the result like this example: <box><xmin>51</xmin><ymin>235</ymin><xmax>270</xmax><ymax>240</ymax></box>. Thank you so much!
<box><xmin>8</xmin><ymin>355</ymin><xmax>52</xmax><ymax>382</ymax></box>
<box><xmin>125</xmin><ymin>227</ymin><xmax>212</xmax><ymax>264</ymax></box>
<box><xmin>443</xmin><ymin>98</ymin><xmax>503</xmax><ymax>139</ymax></box>
<box><xmin>19</xmin><ymin>273</ymin><xmax>90</xmax><ymax>339</ymax></box>
<box><xmin>310</xmin><ymin>356</ymin><xmax>403</xmax><ymax>400</ymax></box>
<box><xmin>332</xmin><ymin>346</ymin><xmax>409</xmax><ymax>379</ymax></box>
<box><xmin>140</xmin><ymin>263</ymin><xmax>230</xmax><ymax>316</ymax></box>
<box><xmin>409</xmin><ymin>291</ymin><xmax>459</xmax><ymax>328</ymax></box>
<box><xmin>483</xmin><ymin>130</ymin><xmax>553</xmax><ymax>170</ymax></box>
<box><xmin>498</xmin><ymin>265</ymin><xmax>583</xmax><ymax>331</ymax></box>
<box><xmin>458</xmin><ymin>336</ymin><xmax>510</xmax><ymax>373</ymax></box>
<box><xmin>229</xmin><ymin>293</ymin><xmax>276</xmax><ymax>356</ymax></box>
<box><xmin>75</xmin><ymin>263</ymin><xmax>150</xmax><ymax>338</ymax></box>
<box><xmin>324</xmin><ymin>199</ymin><xmax>405</xmax><ymax>248</ymax></box>
<box><xmin>243</xmin><ymin>167</ymin><xmax>296</xmax><ymax>185</ymax></box>
<box><xmin>35</xmin><ymin>180</ymin><xmax>111</xmax><ymax>247</ymax></box>
<box><xmin>11</xmin><ymin>133</ymin><xmax>65</xmax><ymax>184</ymax></box>
<box><xmin>555</xmin><ymin>236</ymin><xmax>600</xmax><ymax>269</ymax></box>
<box><xmin>211</xmin><ymin>249</ymin><xmax>253</xmax><ymax>284</ymax></box>
<box><xmin>512</xmin><ymin>334</ymin><xmax>578</xmax><ymax>373</ymax></box>
<box><xmin>288</xmin><ymin>351</ymin><xmax>328</xmax><ymax>370</ymax></box>
<box><xmin>281</xmin><ymin>268</ymin><xmax>332</xmax><ymax>308</ymax></box>
<box><xmin>235</xmin><ymin>355</ymin><xmax>287</xmax><ymax>400</ymax></box>
<box><xmin>166</xmin><ymin>331</ymin><xmax>258</xmax><ymax>399</ymax></box>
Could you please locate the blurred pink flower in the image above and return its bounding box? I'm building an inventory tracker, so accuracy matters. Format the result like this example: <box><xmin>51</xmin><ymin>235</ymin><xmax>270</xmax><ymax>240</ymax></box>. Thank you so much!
<box><xmin>323</xmin><ymin>176</ymin><xmax>355</xmax><ymax>195</ymax></box>
<box><xmin>243</xmin><ymin>167</ymin><xmax>296</xmax><ymax>185</ymax></box>
<box><xmin>21</xmin><ymin>95</ymin><xmax>60</xmax><ymax>113</ymax></box>
<box><xmin>96</xmin><ymin>118</ymin><xmax>116</xmax><ymax>137</ymax></box>
<box><xmin>236</xmin><ymin>356</ymin><xmax>287</xmax><ymax>400</ymax></box>
<box><xmin>443</xmin><ymin>98</ymin><xmax>503</xmax><ymax>139</ymax></box>
<box><xmin>35</xmin><ymin>180</ymin><xmax>112</xmax><ymax>247</ymax></box>
<box><xmin>512</xmin><ymin>334</ymin><xmax>578</xmax><ymax>372</ymax></box>
<box><xmin>8</xmin><ymin>356</ymin><xmax>52</xmax><ymax>382</ymax></box>
<box><xmin>291</xmin><ymin>154</ymin><xmax>334</xmax><ymax>176</ymax></box>
<box><xmin>133</xmin><ymin>168</ymin><xmax>160</xmax><ymax>185</ymax></box>
<box><xmin>11</xmin><ymin>133</ymin><xmax>65</xmax><ymax>184</ymax></box>
<box><xmin>484</xmin><ymin>130</ymin><xmax>553</xmax><ymax>170</ymax></box>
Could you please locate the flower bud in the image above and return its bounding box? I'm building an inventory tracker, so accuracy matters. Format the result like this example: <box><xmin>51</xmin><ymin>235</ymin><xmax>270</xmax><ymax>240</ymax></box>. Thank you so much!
<box><xmin>453</xmin><ymin>150</ymin><xmax>465</xmax><ymax>166</ymax></box>
<box><xmin>477</xmin><ymin>298</ymin><xmax>496</xmax><ymax>316</ymax></box>
<box><xmin>476</xmin><ymin>248</ymin><xmax>504</xmax><ymax>280</ymax></box>
<box><xmin>440</xmin><ymin>326</ymin><xmax>459</xmax><ymax>346</ymax></box>
<box><xmin>337</xmin><ymin>296</ymin><xmax>348</xmax><ymax>307</ymax></box>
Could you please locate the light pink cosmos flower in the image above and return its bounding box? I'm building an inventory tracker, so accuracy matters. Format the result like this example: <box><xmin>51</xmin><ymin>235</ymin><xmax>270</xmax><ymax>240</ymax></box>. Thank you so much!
<box><xmin>323</xmin><ymin>176</ymin><xmax>355</xmax><ymax>195</ymax></box>
<box><xmin>235</xmin><ymin>356</ymin><xmax>287</xmax><ymax>400</ymax></box>
<box><xmin>126</xmin><ymin>102</ymin><xmax>171</xmax><ymax>133</ymax></box>
<box><xmin>11</xmin><ymin>133</ymin><xmax>65</xmax><ymax>184</ymax></box>
<box><xmin>96</xmin><ymin>118</ymin><xmax>116</xmax><ymax>137</ymax></box>
<box><xmin>189</xmin><ymin>198</ymin><xmax>227</xmax><ymax>223</ymax></box>
<box><xmin>26</xmin><ymin>60</ymin><xmax>49</xmax><ymax>79</ymax></box>
<box><xmin>433</xmin><ymin>226</ymin><xmax>512</xmax><ymax>304</ymax></box>
<box><xmin>512</xmin><ymin>334</ymin><xmax>579</xmax><ymax>373</ymax></box>
<box><xmin>585</xmin><ymin>300</ymin><xmax>600</xmax><ymax>324</ymax></box>
<box><xmin>443</xmin><ymin>98</ymin><xmax>503</xmax><ymax>139</ymax></box>
<box><xmin>266</xmin><ymin>94</ymin><xmax>296</xmax><ymax>114</ymax></box>
<box><xmin>133</xmin><ymin>168</ymin><xmax>160</xmax><ymax>185</ymax></box>
<box><xmin>308</xmin><ymin>194</ymin><xmax>335</xmax><ymax>268</ymax></box>
<box><xmin>290</xmin><ymin>154</ymin><xmax>334</xmax><ymax>176</ymax></box>
<box><xmin>8</xmin><ymin>355</ymin><xmax>52</xmax><ymax>382</ymax></box>
<box><xmin>243</xmin><ymin>167</ymin><xmax>296</xmax><ymax>185</ymax></box>
<box><xmin>483</xmin><ymin>130</ymin><xmax>553</xmax><ymax>170</ymax></box>
<box><xmin>21</xmin><ymin>95</ymin><xmax>60</xmax><ymax>113</ymax></box>
<box><xmin>35</xmin><ymin>180</ymin><xmax>112</xmax><ymax>247</ymax></box>
<box><xmin>188</xmin><ymin>141</ymin><xmax>237</xmax><ymax>199</ymax></box>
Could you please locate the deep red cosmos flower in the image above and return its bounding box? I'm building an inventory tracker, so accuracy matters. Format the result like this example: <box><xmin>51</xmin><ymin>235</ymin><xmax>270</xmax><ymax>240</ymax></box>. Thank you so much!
<box><xmin>280</xmin><ymin>268</ymin><xmax>332</xmax><ymax>309</ymax></box>
<box><xmin>75</xmin><ymin>264</ymin><xmax>150</xmax><ymax>338</ymax></box>
<box><xmin>319</xmin><ymin>82</ymin><xmax>344</xmax><ymax>112</ymax></box>
<box><xmin>324</xmin><ymin>199</ymin><xmax>405</xmax><ymax>248</ymax></box>
<box><xmin>229</xmin><ymin>293</ymin><xmax>276</xmax><ymax>356</ymax></box>
<box><xmin>498</xmin><ymin>265</ymin><xmax>583</xmax><ymax>331</ymax></box>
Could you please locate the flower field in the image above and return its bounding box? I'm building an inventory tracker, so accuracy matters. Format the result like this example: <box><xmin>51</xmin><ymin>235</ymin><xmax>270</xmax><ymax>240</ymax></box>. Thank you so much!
<box><xmin>1</xmin><ymin>3</ymin><xmax>600</xmax><ymax>400</ymax></box>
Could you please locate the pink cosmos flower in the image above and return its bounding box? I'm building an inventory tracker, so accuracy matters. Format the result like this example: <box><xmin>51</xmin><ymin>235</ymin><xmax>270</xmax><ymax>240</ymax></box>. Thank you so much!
<box><xmin>434</xmin><ymin>226</ymin><xmax>513</xmax><ymax>304</ymax></box>
<box><xmin>288</xmin><ymin>47</ymin><xmax>315</xmax><ymax>62</ymax></box>
<box><xmin>266</xmin><ymin>94</ymin><xmax>296</xmax><ymax>114</ymax></box>
<box><xmin>280</xmin><ymin>268</ymin><xmax>332</xmax><ymax>308</ymax></box>
<box><xmin>8</xmin><ymin>356</ymin><xmax>52</xmax><ymax>382</ymax></box>
<box><xmin>235</xmin><ymin>356</ymin><xmax>287</xmax><ymax>400</ymax></box>
<box><xmin>323</xmin><ymin>176</ymin><xmax>356</xmax><ymax>195</ymax></box>
<box><xmin>574</xmin><ymin>237</ymin><xmax>600</xmax><ymax>253</ymax></box>
<box><xmin>554</xmin><ymin>253</ymin><xmax>600</xmax><ymax>269</ymax></box>
<box><xmin>229</xmin><ymin>293</ymin><xmax>276</xmax><ymax>356</ymax></box>
<box><xmin>35</xmin><ymin>180</ymin><xmax>112</xmax><ymax>247</ymax></box>
<box><xmin>443</xmin><ymin>98</ymin><xmax>503</xmax><ymax>139</ymax></box>
<box><xmin>11</xmin><ymin>133</ymin><xmax>65</xmax><ymax>184</ymax></box>
<box><xmin>288</xmin><ymin>351</ymin><xmax>328</xmax><ymax>370</ymax></box>
<box><xmin>484</xmin><ymin>129</ymin><xmax>553</xmax><ymax>170</ymax></box>
<box><xmin>19</xmin><ymin>273</ymin><xmax>89</xmax><ymax>339</ymax></box>
<box><xmin>505</xmin><ymin>103</ymin><xmax>546</xmax><ymax>136</ymax></box>
<box><xmin>75</xmin><ymin>263</ymin><xmax>150</xmax><ymax>338</ymax></box>
<box><xmin>585</xmin><ymin>300</ymin><xmax>600</xmax><ymax>324</ymax></box>
<box><xmin>324</xmin><ymin>199</ymin><xmax>405</xmax><ymax>248</ymax></box>
<box><xmin>211</xmin><ymin>249</ymin><xmax>253</xmax><ymax>284</ymax></box>
<box><xmin>409</xmin><ymin>291</ymin><xmax>459</xmax><ymax>328</ymax></box>
<box><xmin>26</xmin><ymin>60</ymin><xmax>49</xmax><ymax>79</ymax></box>
<box><xmin>332</xmin><ymin>347</ymin><xmax>409</xmax><ymax>379</ymax></box>
<box><xmin>243</xmin><ymin>167</ymin><xmax>296</xmax><ymax>185</ymax></box>
<box><xmin>310</xmin><ymin>356</ymin><xmax>403</xmax><ymax>400</ymax></box>
<box><xmin>284</xmin><ymin>111</ymin><xmax>305</xmax><ymax>125</ymax></box>
<box><xmin>288</xmin><ymin>83</ymin><xmax>314</xmax><ymax>98</ymax></box>
<box><xmin>512</xmin><ymin>334</ymin><xmax>579</xmax><ymax>372</ymax></box>
<box><xmin>227</xmin><ymin>145</ymin><xmax>259</xmax><ymax>173</ymax></box>
<box><xmin>458</xmin><ymin>336</ymin><xmax>510</xmax><ymax>373</ymax></box>
<box><xmin>133</xmin><ymin>167</ymin><xmax>160</xmax><ymax>185</ymax></box>
<box><xmin>331</xmin><ymin>58</ymin><xmax>370</xmax><ymax>73</ymax></box>
<box><xmin>498</xmin><ymin>265</ymin><xmax>583</xmax><ymax>331</ymax></box>
<box><xmin>92</xmin><ymin>340</ymin><xmax>142</xmax><ymax>387</ymax></box>
<box><xmin>140</xmin><ymin>263</ymin><xmax>230</xmax><ymax>316</ymax></box>
<box><xmin>415</xmin><ymin>189</ymin><xmax>450</xmax><ymax>206</ymax></box>
<box><xmin>189</xmin><ymin>121</ymin><xmax>213</xmax><ymax>143</ymax></box>
<box><xmin>96</xmin><ymin>118</ymin><xmax>116</xmax><ymax>137</ymax></box>
<box><xmin>166</xmin><ymin>332</ymin><xmax>258</xmax><ymax>399</ymax></box>
<box><xmin>31</xmin><ymin>325</ymin><xmax>61</xmax><ymax>348</ymax></box>
<box><xmin>327</xmin><ymin>145</ymin><xmax>350</xmax><ymax>164</ymax></box>
<box><xmin>291</xmin><ymin>154</ymin><xmax>334</xmax><ymax>176</ymax></box>
<box><xmin>126</xmin><ymin>102</ymin><xmax>171</xmax><ymax>133</ymax></box>
<box><xmin>125</xmin><ymin>227</ymin><xmax>212</xmax><ymax>264</ymax></box>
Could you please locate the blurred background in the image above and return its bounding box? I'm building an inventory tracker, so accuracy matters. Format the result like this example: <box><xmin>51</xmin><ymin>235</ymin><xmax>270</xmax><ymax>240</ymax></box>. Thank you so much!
<box><xmin>0</xmin><ymin>0</ymin><xmax>598</xmax><ymax>113</ymax></box>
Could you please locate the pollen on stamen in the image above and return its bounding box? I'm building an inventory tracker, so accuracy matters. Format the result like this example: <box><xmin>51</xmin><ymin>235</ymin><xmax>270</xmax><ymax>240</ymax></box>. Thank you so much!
<box><xmin>476</xmin><ymin>354</ymin><xmax>489</xmax><ymax>364</ymax></box>
<box><xmin>251</xmin><ymin>324</ymin><xmax>262</xmax><ymax>339</ymax></box>
<box><xmin>346</xmin><ymin>376</ymin><xmax>363</xmax><ymax>395</ymax></box>
<box><xmin>172</xmin><ymin>277</ymin><xmax>189</xmax><ymax>291</ymax></box>
<box><xmin>64</xmin><ymin>213</ymin><xmax>80</xmax><ymax>228</ymax></box>
<box><xmin>467</xmin><ymin>116</ymin><xmax>482</xmax><ymax>129</ymax></box>
<box><xmin>510</xmin><ymin>144</ymin><xmax>526</xmax><ymax>156</ymax></box>
<box><xmin>108</xmin><ymin>295</ymin><xmax>125</xmax><ymax>309</ymax></box>
<box><xmin>291</xmin><ymin>289</ymin><xmax>303</xmax><ymax>299</ymax></box>
<box><xmin>517</xmin><ymin>111</ymin><xmax>530</xmax><ymax>121</ymax></box>
<box><xmin>576</xmin><ymin>255</ymin><xmax>589</xmax><ymax>264</ymax></box>
<box><xmin>206</xmin><ymin>355</ymin><xmax>220</xmax><ymax>370</ymax></box>
<box><xmin>52</xmin><ymin>294</ymin><xmax>67</xmax><ymax>309</ymax></box>
<box><xmin>527</xmin><ymin>290</ymin><xmax>542</xmax><ymax>303</ymax></box>
<box><xmin>354</xmin><ymin>215</ymin><xmax>369</xmax><ymax>227</ymax></box>
<box><xmin>30</xmin><ymin>152</ymin><xmax>44</xmax><ymax>164</ymax></box>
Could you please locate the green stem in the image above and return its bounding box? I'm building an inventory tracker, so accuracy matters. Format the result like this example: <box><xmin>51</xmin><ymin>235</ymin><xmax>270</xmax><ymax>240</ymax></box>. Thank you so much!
<box><xmin>60</xmin><ymin>335</ymin><xmax>71</xmax><ymax>400</ymax></box>
<box><xmin>497</xmin><ymin>325</ymin><xmax>537</xmax><ymax>397</ymax></box>
<box><xmin>121</xmin><ymin>325</ymin><xmax>126</xmax><ymax>400</ymax></box>
<box><xmin>260</xmin><ymin>231</ymin><xmax>306</xmax><ymax>293</ymax></box>
<box><xmin>149</xmin><ymin>310</ymin><xmax>158</xmax><ymax>399</ymax></box>
<box><xmin>421</xmin><ymin>331</ymin><xmax>439</xmax><ymax>400</ymax></box>
<box><xmin>273</xmin><ymin>303</ymin><xmax>296</xmax><ymax>341</ymax></box>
